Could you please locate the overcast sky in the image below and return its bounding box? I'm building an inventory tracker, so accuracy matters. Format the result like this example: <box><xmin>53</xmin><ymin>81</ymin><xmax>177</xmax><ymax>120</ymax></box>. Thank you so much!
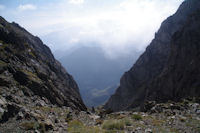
<box><xmin>0</xmin><ymin>0</ymin><xmax>184</xmax><ymax>59</ymax></box>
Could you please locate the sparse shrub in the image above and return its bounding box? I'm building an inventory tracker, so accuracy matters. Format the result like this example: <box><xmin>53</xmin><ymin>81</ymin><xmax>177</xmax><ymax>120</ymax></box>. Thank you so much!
<box><xmin>81</xmin><ymin>126</ymin><xmax>103</xmax><ymax>133</ymax></box>
<box><xmin>116</xmin><ymin>114</ymin><xmax>126</xmax><ymax>119</ymax></box>
<box><xmin>132</xmin><ymin>114</ymin><xmax>142</xmax><ymax>120</ymax></box>
<box><xmin>67</xmin><ymin>120</ymin><xmax>84</xmax><ymax>132</ymax></box>
<box><xmin>105</xmin><ymin>130</ymin><xmax>119</xmax><ymax>133</ymax></box>
<box><xmin>180</xmin><ymin>118</ymin><xmax>186</xmax><ymax>122</ymax></box>
<box><xmin>0</xmin><ymin>42</ymin><xmax>9</xmax><ymax>50</ymax></box>
<box><xmin>65</xmin><ymin>113</ymin><xmax>73</xmax><ymax>122</ymax></box>
<box><xmin>122</xmin><ymin>118</ymin><xmax>132</xmax><ymax>126</ymax></box>
<box><xmin>152</xmin><ymin>119</ymin><xmax>164</xmax><ymax>126</ymax></box>
<box><xmin>67</xmin><ymin>120</ymin><xmax>103</xmax><ymax>133</ymax></box>
<box><xmin>39</xmin><ymin>122</ymin><xmax>46</xmax><ymax>133</ymax></box>
<box><xmin>170</xmin><ymin>128</ymin><xmax>180</xmax><ymax>133</ymax></box>
<box><xmin>95</xmin><ymin>119</ymin><xmax>103</xmax><ymax>125</ymax></box>
<box><xmin>0</xmin><ymin>60</ymin><xmax>7</xmax><ymax>67</ymax></box>
<box><xmin>21</xmin><ymin>121</ymin><xmax>48</xmax><ymax>132</ymax></box>
<box><xmin>102</xmin><ymin>120</ymin><xmax>124</xmax><ymax>130</ymax></box>
<box><xmin>21</xmin><ymin>122</ymin><xmax>38</xmax><ymax>130</ymax></box>
<box><xmin>68</xmin><ymin>120</ymin><xmax>83</xmax><ymax>128</ymax></box>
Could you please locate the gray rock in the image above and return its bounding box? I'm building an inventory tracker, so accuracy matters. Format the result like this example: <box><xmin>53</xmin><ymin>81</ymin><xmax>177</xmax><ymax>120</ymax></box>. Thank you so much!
<box><xmin>35</xmin><ymin>99</ymin><xmax>46</xmax><ymax>107</ymax></box>
<box><xmin>196</xmin><ymin>109</ymin><xmax>200</xmax><ymax>115</ymax></box>
<box><xmin>0</xmin><ymin>108</ymin><xmax>4</xmax><ymax>113</ymax></box>
<box><xmin>145</xmin><ymin>128</ymin><xmax>152</xmax><ymax>133</ymax></box>
<box><xmin>16</xmin><ymin>112</ymin><xmax>24</xmax><ymax>120</ymax></box>
<box><xmin>0</xmin><ymin>98</ymin><xmax>6</xmax><ymax>107</ymax></box>
<box><xmin>192</xmin><ymin>103</ymin><xmax>199</xmax><ymax>112</ymax></box>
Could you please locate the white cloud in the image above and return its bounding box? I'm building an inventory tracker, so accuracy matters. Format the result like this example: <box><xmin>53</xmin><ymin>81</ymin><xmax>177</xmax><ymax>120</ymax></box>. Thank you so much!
<box><xmin>0</xmin><ymin>5</ymin><xmax>5</xmax><ymax>10</ymax></box>
<box><xmin>42</xmin><ymin>0</ymin><xmax>183</xmax><ymax>58</ymax></box>
<box><xmin>69</xmin><ymin>0</ymin><xmax>84</xmax><ymax>5</ymax></box>
<box><xmin>12</xmin><ymin>0</ymin><xmax>184</xmax><ymax>59</ymax></box>
<box><xmin>18</xmin><ymin>4</ymin><xmax>37</xmax><ymax>11</ymax></box>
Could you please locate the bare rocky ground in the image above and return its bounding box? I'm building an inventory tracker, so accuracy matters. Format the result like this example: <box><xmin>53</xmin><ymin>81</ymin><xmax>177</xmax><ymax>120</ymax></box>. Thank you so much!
<box><xmin>0</xmin><ymin>92</ymin><xmax>199</xmax><ymax>133</ymax></box>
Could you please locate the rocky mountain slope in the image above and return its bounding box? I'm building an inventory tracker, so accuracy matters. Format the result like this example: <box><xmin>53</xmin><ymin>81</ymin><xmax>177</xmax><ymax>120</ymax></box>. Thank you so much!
<box><xmin>52</xmin><ymin>98</ymin><xmax>199</xmax><ymax>133</ymax></box>
<box><xmin>145</xmin><ymin>5</ymin><xmax>200</xmax><ymax>103</ymax></box>
<box><xmin>0</xmin><ymin>14</ymin><xmax>87</xmax><ymax>125</ymax></box>
<box><xmin>105</xmin><ymin>0</ymin><xmax>200</xmax><ymax>111</ymax></box>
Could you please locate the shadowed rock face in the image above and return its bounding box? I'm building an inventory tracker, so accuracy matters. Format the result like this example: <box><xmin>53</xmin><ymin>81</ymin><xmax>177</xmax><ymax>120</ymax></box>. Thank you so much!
<box><xmin>146</xmin><ymin>8</ymin><xmax>200</xmax><ymax>102</ymax></box>
<box><xmin>105</xmin><ymin>0</ymin><xmax>200</xmax><ymax>111</ymax></box>
<box><xmin>0</xmin><ymin>16</ymin><xmax>86</xmax><ymax>111</ymax></box>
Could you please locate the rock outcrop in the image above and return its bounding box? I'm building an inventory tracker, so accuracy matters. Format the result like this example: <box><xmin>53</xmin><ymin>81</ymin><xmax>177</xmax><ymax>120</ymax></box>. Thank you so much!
<box><xmin>0</xmin><ymin>16</ymin><xmax>86</xmax><ymax>111</ymax></box>
<box><xmin>105</xmin><ymin>0</ymin><xmax>200</xmax><ymax>111</ymax></box>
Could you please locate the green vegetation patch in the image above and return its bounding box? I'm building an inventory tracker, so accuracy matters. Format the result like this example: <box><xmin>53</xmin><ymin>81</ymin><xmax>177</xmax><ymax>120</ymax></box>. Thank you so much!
<box><xmin>68</xmin><ymin>120</ymin><xmax>84</xmax><ymax>129</ymax></box>
<box><xmin>21</xmin><ymin>122</ymin><xmax>39</xmax><ymax>130</ymax></box>
<box><xmin>67</xmin><ymin>120</ymin><xmax>103</xmax><ymax>133</ymax></box>
<box><xmin>0</xmin><ymin>60</ymin><xmax>7</xmax><ymax>67</ymax></box>
<box><xmin>0</xmin><ymin>41</ymin><xmax>9</xmax><ymax>50</ymax></box>
<box><xmin>0</xmin><ymin>24</ymin><xmax>4</xmax><ymax>28</ymax></box>
<box><xmin>132</xmin><ymin>114</ymin><xmax>142</xmax><ymax>121</ymax></box>
<box><xmin>122</xmin><ymin>118</ymin><xmax>132</xmax><ymax>126</ymax></box>
<box><xmin>102</xmin><ymin>119</ymin><xmax>125</xmax><ymax>130</ymax></box>
<box><xmin>21</xmin><ymin>121</ymin><xmax>52</xmax><ymax>132</ymax></box>
<box><xmin>21</xmin><ymin>69</ymin><xmax>41</xmax><ymax>82</ymax></box>
<box><xmin>186</xmin><ymin>118</ymin><xmax>200</xmax><ymax>129</ymax></box>
<box><xmin>27</xmin><ymin>48</ymin><xmax>37</xmax><ymax>58</ymax></box>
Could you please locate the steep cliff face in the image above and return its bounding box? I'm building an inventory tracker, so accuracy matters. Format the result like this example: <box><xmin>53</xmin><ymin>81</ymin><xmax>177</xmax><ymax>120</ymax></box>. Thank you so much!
<box><xmin>146</xmin><ymin>8</ymin><xmax>200</xmax><ymax>102</ymax></box>
<box><xmin>0</xmin><ymin>16</ymin><xmax>86</xmax><ymax>111</ymax></box>
<box><xmin>105</xmin><ymin>0</ymin><xmax>200</xmax><ymax>111</ymax></box>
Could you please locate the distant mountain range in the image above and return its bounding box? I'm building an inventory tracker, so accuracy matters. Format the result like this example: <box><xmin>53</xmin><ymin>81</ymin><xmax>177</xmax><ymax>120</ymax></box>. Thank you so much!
<box><xmin>58</xmin><ymin>46</ymin><xmax>140</xmax><ymax>107</ymax></box>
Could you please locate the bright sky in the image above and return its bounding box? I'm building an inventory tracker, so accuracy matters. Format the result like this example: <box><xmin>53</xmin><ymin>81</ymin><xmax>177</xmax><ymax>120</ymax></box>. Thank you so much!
<box><xmin>0</xmin><ymin>0</ymin><xmax>184</xmax><ymax>59</ymax></box>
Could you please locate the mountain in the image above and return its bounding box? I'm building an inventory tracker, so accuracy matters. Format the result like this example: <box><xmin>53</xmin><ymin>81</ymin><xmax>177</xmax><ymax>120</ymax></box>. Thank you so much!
<box><xmin>80</xmin><ymin>84</ymin><xmax>117</xmax><ymax>107</ymax></box>
<box><xmin>105</xmin><ymin>0</ymin><xmax>200</xmax><ymax>111</ymax></box>
<box><xmin>0</xmin><ymin>16</ymin><xmax>86</xmax><ymax>112</ymax></box>
<box><xmin>145</xmin><ymin>3</ymin><xmax>200</xmax><ymax>103</ymax></box>
<box><xmin>59</xmin><ymin>46</ymin><xmax>140</xmax><ymax>107</ymax></box>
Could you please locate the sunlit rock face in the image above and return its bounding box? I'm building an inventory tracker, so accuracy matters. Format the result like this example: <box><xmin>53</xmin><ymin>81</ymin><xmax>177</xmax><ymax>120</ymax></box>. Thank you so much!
<box><xmin>105</xmin><ymin>0</ymin><xmax>200</xmax><ymax>111</ymax></box>
<box><xmin>0</xmin><ymin>16</ymin><xmax>86</xmax><ymax>111</ymax></box>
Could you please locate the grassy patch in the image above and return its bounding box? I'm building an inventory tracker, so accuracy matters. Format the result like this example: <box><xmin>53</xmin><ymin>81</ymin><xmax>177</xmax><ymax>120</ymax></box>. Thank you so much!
<box><xmin>67</xmin><ymin>120</ymin><xmax>103</xmax><ymax>133</ymax></box>
<box><xmin>21</xmin><ymin>122</ymin><xmax>39</xmax><ymax>130</ymax></box>
<box><xmin>65</xmin><ymin>114</ymin><xmax>73</xmax><ymax>122</ymax></box>
<box><xmin>186</xmin><ymin>118</ymin><xmax>200</xmax><ymax>128</ymax></box>
<box><xmin>21</xmin><ymin>121</ymin><xmax>53</xmax><ymax>132</ymax></box>
<box><xmin>180</xmin><ymin>118</ymin><xmax>186</xmax><ymax>122</ymax></box>
<box><xmin>21</xmin><ymin>69</ymin><xmax>41</xmax><ymax>82</ymax></box>
<box><xmin>67</xmin><ymin>120</ymin><xmax>84</xmax><ymax>132</ymax></box>
<box><xmin>0</xmin><ymin>41</ymin><xmax>9</xmax><ymax>50</ymax></box>
<box><xmin>28</xmin><ymin>48</ymin><xmax>36</xmax><ymax>58</ymax></box>
<box><xmin>108</xmin><ymin>114</ymin><xmax>125</xmax><ymax>119</ymax></box>
<box><xmin>122</xmin><ymin>118</ymin><xmax>132</xmax><ymax>126</ymax></box>
<box><xmin>170</xmin><ymin>128</ymin><xmax>180</xmax><ymax>133</ymax></box>
<box><xmin>132</xmin><ymin>114</ymin><xmax>142</xmax><ymax>121</ymax></box>
<box><xmin>102</xmin><ymin>120</ymin><xmax>125</xmax><ymax>130</ymax></box>
<box><xmin>152</xmin><ymin>119</ymin><xmax>165</xmax><ymax>126</ymax></box>
<box><xmin>95</xmin><ymin>119</ymin><xmax>103</xmax><ymax>125</ymax></box>
<box><xmin>33</xmin><ymin>106</ymin><xmax>69</xmax><ymax>116</ymax></box>
<box><xmin>78</xmin><ymin>126</ymin><xmax>103</xmax><ymax>133</ymax></box>
<box><xmin>0</xmin><ymin>60</ymin><xmax>7</xmax><ymax>67</ymax></box>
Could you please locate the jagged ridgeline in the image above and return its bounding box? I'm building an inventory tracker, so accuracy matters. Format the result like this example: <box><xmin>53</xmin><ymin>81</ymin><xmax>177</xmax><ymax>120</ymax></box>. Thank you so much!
<box><xmin>105</xmin><ymin>0</ymin><xmax>200</xmax><ymax>111</ymax></box>
<box><xmin>0</xmin><ymin>16</ymin><xmax>86</xmax><ymax>111</ymax></box>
